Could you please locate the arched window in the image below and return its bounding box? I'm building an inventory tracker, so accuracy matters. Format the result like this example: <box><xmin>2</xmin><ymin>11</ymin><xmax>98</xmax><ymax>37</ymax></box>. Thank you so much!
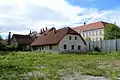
<box><xmin>78</xmin><ymin>45</ymin><xmax>81</xmax><ymax>50</ymax></box>
<box><xmin>63</xmin><ymin>44</ymin><xmax>67</xmax><ymax>49</ymax></box>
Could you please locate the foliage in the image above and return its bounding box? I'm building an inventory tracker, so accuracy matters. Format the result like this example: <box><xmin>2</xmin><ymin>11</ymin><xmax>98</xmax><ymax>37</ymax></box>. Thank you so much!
<box><xmin>0</xmin><ymin>52</ymin><xmax>120</xmax><ymax>80</ymax></box>
<box><xmin>104</xmin><ymin>23</ymin><xmax>120</xmax><ymax>40</ymax></box>
<box><xmin>85</xmin><ymin>37</ymin><xmax>91</xmax><ymax>41</ymax></box>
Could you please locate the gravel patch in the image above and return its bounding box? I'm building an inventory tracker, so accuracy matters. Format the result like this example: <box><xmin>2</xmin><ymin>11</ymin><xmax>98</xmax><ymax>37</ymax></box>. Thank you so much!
<box><xmin>61</xmin><ymin>74</ymin><xmax>110</xmax><ymax>80</ymax></box>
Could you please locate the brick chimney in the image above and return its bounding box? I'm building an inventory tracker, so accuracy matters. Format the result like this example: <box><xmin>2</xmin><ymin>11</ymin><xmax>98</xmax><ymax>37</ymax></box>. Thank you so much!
<box><xmin>53</xmin><ymin>27</ymin><xmax>56</xmax><ymax>34</ymax></box>
<box><xmin>84</xmin><ymin>22</ymin><xmax>86</xmax><ymax>25</ymax></box>
<box><xmin>45</xmin><ymin>27</ymin><xmax>47</xmax><ymax>30</ymax></box>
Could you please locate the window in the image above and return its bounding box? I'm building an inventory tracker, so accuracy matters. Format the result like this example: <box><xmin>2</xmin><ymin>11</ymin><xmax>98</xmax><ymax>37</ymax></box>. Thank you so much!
<box><xmin>69</xmin><ymin>36</ymin><xmax>71</xmax><ymax>40</ymax></box>
<box><xmin>78</xmin><ymin>45</ymin><xmax>81</xmax><ymax>50</ymax></box>
<box><xmin>75</xmin><ymin>37</ymin><xmax>77</xmax><ymax>40</ymax></box>
<box><xmin>89</xmin><ymin>32</ymin><xmax>91</xmax><ymax>36</ymax></box>
<box><xmin>92</xmin><ymin>38</ymin><xmax>94</xmax><ymax>41</ymax></box>
<box><xmin>92</xmin><ymin>31</ymin><xmax>94</xmax><ymax>36</ymax></box>
<box><xmin>71</xmin><ymin>45</ymin><xmax>74</xmax><ymax>50</ymax></box>
<box><xmin>86</xmin><ymin>32</ymin><xmax>88</xmax><ymax>37</ymax></box>
<box><xmin>49</xmin><ymin>45</ymin><xmax>52</xmax><ymax>49</ymax></box>
<box><xmin>100</xmin><ymin>30</ymin><xmax>102</xmax><ymax>35</ymax></box>
<box><xmin>63</xmin><ymin>44</ymin><xmax>67</xmax><ymax>49</ymax></box>
<box><xmin>96</xmin><ymin>37</ymin><xmax>98</xmax><ymax>41</ymax></box>
<box><xmin>83</xmin><ymin>32</ymin><xmax>85</xmax><ymax>37</ymax></box>
<box><xmin>96</xmin><ymin>31</ymin><xmax>98</xmax><ymax>36</ymax></box>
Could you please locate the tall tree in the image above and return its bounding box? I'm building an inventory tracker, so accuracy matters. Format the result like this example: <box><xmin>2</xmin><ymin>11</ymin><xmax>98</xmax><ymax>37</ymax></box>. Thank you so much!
<box><xmin>104</xmin><ymin>23</ymin><xmax>120</xmax><ymax>40</ymax></box>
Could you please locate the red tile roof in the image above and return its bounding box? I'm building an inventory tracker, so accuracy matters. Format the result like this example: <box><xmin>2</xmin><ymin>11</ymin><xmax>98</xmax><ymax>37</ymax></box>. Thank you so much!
<box><xmin>73</xmin><ymin>21</ymin><xmax>109</xmax><ymax>31</ymax></box>
<box><xmin>31</xmin><ymin>27</ymin><xmax>86</xmax><ymax>46</ymax></box>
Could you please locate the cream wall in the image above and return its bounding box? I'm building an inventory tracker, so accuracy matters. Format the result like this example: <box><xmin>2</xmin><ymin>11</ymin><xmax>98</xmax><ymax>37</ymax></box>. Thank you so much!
<box><xmin>59</xmin><ymin>34</ymin><xmax>86</xmax><ymax>52</ymax></box>
<box><xmin>77</xmin><ymin>28</ymin><xmax>104</xmax><ymax>41</ymax></box>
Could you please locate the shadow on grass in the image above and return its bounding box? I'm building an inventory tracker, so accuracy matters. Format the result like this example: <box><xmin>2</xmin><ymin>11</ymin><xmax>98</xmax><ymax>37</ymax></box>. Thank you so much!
<box><xmin>0</xmin><ymin>51</ymin><xmax>13</xmax><ymax>55</ymax></box>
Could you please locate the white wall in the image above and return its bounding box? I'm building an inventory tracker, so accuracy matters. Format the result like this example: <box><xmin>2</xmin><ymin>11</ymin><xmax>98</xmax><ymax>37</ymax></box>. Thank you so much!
<box><xmin>39</xmin><ymin>44</ymin><xmax>59</xmax><ymax>53</ymax></box>
<box><xmin>77</xmin><ymin>28</ymin><xmax>104</xmax><ymax>41</ymax></box>
<box><xmin>59</xmin><ymin>34</ymin><xmax>86</xmax><ymax>52</ymax></box>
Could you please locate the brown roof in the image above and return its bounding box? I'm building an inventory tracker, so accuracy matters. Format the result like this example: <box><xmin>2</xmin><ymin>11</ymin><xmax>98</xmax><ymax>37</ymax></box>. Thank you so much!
<box><xmin>31</xmin><ymin>27</ymin><xmax>86</xmax><ymax>46</ymax></box>
<box><xmin>73</xmin><ymin>21</ymin><xmax>109</xmax><ymax>31</ymax></box>
<box><xmin>12</xmin><ymin>34</ymin><xmax>34</xmax><ymax>45</ymax></box>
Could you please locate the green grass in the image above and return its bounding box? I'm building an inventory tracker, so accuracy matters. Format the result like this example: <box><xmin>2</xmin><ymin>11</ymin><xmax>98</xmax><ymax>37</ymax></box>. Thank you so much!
<box><xmin>0</xmin><ymin>51</ymin><xmax>120</xmax><ymax>80</ymax></box>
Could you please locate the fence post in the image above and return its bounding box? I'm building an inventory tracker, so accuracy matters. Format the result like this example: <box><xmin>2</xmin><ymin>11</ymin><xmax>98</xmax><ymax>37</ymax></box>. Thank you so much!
<box><xmin>116</xmin><ymin>39</ymin><xmax>117</xmax><ymax>51</ymax></box>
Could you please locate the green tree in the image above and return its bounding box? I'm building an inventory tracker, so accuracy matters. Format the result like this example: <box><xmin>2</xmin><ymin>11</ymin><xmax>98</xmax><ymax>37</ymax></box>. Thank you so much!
<box><xmin>85</xmin><ymin>37</ymin><xmax>91</xmax><ymax>41</ymax></box>
<box><xmin>104</xmin><ymin>23</ymin><xmax>120</xmax><ymax>40</ymax></box>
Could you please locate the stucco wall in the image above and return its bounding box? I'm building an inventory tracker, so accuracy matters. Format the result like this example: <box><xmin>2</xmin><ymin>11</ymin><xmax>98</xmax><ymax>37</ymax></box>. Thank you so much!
<box><xmin>77</xmin><ymin>28</ymin><xmax>104</xmax><ymax>41</ymax></box>
<box><xmin>38</xmin><ymin>44</ymin><xmax>59</xmax><ymax>53</ymax></box>
<box><xmin>59</xmin><ymin>34</ymin><xmax>86</xmax><ymax>52</ymax></box>
<box><xmin>11</xmin><ymin>38</ymin><xmax>18</xmax><ymax>47</ymax></box>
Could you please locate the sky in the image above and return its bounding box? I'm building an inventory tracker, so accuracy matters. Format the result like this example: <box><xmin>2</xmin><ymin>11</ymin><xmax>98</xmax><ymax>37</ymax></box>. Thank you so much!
<box><xmin>0</xmin><ymin>0</ymin><xmax>120</xmax><ymax>38</ymax></box>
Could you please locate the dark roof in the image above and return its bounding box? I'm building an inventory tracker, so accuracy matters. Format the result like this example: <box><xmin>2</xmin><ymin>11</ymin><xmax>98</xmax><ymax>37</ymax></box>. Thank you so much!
<box><xmin>12</xmin><ymin>34</ymin><xmax>34</xmax><ymax>45</ymax></box>
<box><xmin>73</xmin><ymin>21</ymin><xmax>109</xmax><ymax>31</ymax></box>
<box><xmin>31</xmin><ymin>27</ymin><xmax>86</xmax><ymax>46</ymax></box>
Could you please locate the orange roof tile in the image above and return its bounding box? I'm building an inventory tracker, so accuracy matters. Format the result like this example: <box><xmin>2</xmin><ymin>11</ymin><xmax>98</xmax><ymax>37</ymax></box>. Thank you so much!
<box><xmin>73</xmin><ymin>21</ymin><xmax>109</xmax><ymax>31</ymax></box>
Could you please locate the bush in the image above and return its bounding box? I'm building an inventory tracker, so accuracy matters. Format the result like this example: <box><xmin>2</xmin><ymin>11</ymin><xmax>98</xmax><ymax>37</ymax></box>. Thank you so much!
<box><xmin>94</xmin><ymin>46</ymin><xmax>101</xmax><ymax>52</ymax></box>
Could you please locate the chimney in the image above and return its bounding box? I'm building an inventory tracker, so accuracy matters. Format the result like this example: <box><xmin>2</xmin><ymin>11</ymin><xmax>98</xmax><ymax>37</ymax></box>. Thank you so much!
<box><xmin>8</xmin><ymin>32</ymin><xmax>11</xmax><ymax>45</ymax></box>
<box><xmin>40</xmin><ymin>29</ymin><xmax>42</xmax><ymax>33</ymax></box>
<box><xmin>114</xmin><ymin>22</ymin><xmax>116</xmax><ymax>25</ymax></box>
<box><xmin>30</xmin><ymin>30</ymin><xmax>32</xmax><ymax>34</ymax></box>
<box><xmin>53</xmin><ymin>27</ymin><xmax>56</xmax><ymax>34</ymax></box>
<box><xmin>84</xmin><ymin>22</ymin><xmax>86</xmax><ymax>25</ymax></box>
<box><xmin>43</xmin><ymin>28</ymin><xmax>45</xmax><ymax>32</ymax></box>
<box><xmin>45</xmin><ymin>27</ymin><xmax>47</xmax><ymax>30</ymax></box>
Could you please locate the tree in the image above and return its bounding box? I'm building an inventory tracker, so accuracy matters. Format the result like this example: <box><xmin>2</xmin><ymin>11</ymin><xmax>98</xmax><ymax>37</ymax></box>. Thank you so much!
<box><xmin>0</xmin><ymin>35</ymin><xmax>2</xmax><ymax>40</ymax></box>
<box><xmin>85</xmin><ymin>37</ymin><xmax>91</xmax><ymax>41</ymax></box>
<box><xmin>104</xmin><ymin>23</ymin><xmax>120</xmax><ymax>40</ymax></box>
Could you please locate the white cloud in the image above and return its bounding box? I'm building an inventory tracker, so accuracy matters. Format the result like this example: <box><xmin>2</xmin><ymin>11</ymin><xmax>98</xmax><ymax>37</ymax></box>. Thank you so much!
<box><xmin>0</xmin><ymin>0</ymin><xmax>120</xmax><ymax>37</ymax></box>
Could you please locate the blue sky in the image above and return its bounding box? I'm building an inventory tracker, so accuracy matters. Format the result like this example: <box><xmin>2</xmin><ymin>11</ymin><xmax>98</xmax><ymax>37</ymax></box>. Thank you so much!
<box><xmin>0</xmin><ymin>0</ymin><xmax>120</xmax><ymax>39</ymax></box>
<box><xmin>66</xmin><ymin>0</ymin><xmax>120</xmax><ymax>10</ymax></box>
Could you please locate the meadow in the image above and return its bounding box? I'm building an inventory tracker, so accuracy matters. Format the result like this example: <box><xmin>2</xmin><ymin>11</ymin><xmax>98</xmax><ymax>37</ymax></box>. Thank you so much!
<box><xmin>0</xmin><ymin>51</ymin><xmax>120</xmax><ymax>80</ymax></box>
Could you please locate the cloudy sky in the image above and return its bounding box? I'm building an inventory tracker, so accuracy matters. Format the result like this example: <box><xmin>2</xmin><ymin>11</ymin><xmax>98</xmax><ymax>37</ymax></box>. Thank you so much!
<box><xmin>0</xmin><ymin>0</ymin><xmax>120</xmax><ymax>38</ymax></box>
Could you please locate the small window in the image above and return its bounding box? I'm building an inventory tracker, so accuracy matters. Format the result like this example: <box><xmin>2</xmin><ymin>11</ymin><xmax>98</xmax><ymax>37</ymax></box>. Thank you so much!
<box><xmin>96</xmin><ymin>31</ymin><xmax>98</xmax><ymax>36</ymax></box>
<box><xmin>64</xmin><ymin>44</ymin><xmax>67</xmax><ymax>49</ymax></box>
<box><xmin>92</xmin><ymin>31</ymin><xmax>94</xmax><ymax>36</ymax></box>
<box><xmin>96</xmin><ymin>37</ymin><xmax>98</xmax><ymax>41</ymax></box>
<box><xmin>100</xmin><ymin>30</ymin><xmax>102</xmax><ymax>35</ymax></box>
<box><xmin>75</xmin><ymin>37</ymin><xmax>77</xmax><ymax>40</ymax></box>
<box><xmin>49</xmin><ymin>45</ymin><xmax>52</xmax><ymax>49</ymax></box>
<box><xmin>69</xmin><ymin>36</ymin><xmax>72</xmax><ymax>40</ymax></box>
<box><xmin>78</xmin><ymin>45</ymin><xmax>81</xmax><ymax>50</ymax></box>
<box><xmin>71</xmin><ymin>45</ymin><xmax>74</xmax><ymax>50</ymax></box>
<box><xmin>89</xmin><ymin>32</ymin><xmax>91</xmax><ymax>36</ymax></box>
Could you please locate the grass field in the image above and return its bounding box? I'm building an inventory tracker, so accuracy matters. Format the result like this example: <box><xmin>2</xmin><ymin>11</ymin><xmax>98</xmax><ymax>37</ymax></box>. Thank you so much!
<box><xmin>0</xmin><ymin>51</ymin><xmax>120</xmax><ymax>80</ymax></box>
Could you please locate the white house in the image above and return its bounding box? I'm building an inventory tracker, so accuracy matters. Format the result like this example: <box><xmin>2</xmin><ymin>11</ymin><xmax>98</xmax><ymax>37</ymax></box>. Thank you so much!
<box><xmin>73</xmin><ymin>21</ymin><xmax>110</xmax><ymax>41</ymax></box>
<box><xmin>31</xmin><ymin>27</ymin><xmax>86</xmax><ymax>53</ymax></box>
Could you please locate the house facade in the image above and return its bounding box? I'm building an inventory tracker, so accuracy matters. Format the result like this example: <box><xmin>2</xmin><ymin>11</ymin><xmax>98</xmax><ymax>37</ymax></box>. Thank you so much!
<box><xmin>73</xmin><ymin>21</ymin><xmax>109</xmax><ymax>41</ymax></box>
<box><xmin>31</xmin><ymin>27</ymin><xmax>86</xmax><ymax>53</ymax></box>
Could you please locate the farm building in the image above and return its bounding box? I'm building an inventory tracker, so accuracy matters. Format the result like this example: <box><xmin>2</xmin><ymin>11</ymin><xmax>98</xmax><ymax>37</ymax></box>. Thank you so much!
<box><xmin>31</xmin><ymin>27</ymin><xmax>86</xmax><ymax>53</ymax></box>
